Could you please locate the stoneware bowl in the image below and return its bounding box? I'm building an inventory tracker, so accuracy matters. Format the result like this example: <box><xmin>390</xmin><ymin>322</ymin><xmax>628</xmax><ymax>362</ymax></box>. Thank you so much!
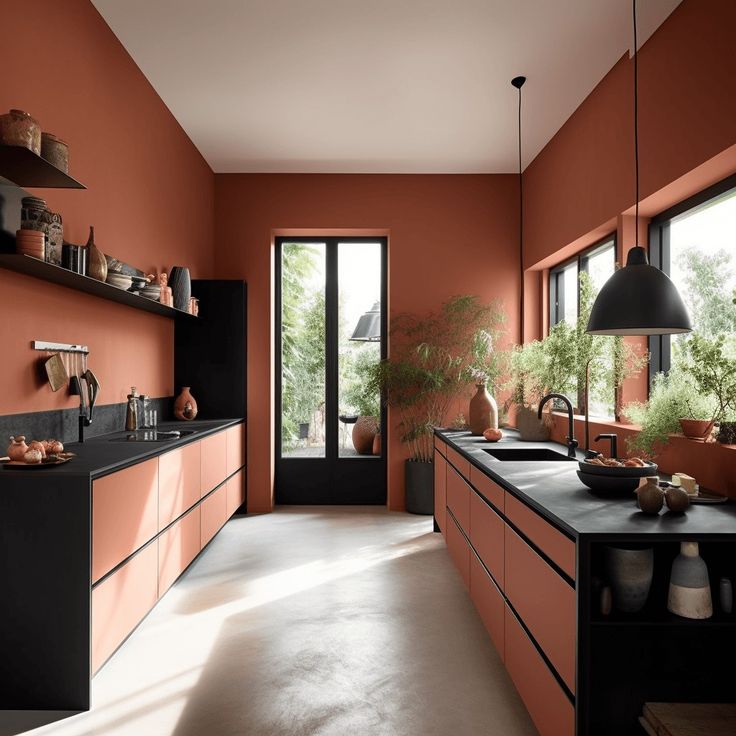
<box><xmin>578</xmin><ymin>458</ymin><xmax>658</xmax><ymax>478</ymax></box>
<box><xmin>577</xmin><ymin>470</ymin><xmax>641</xmax><ymax>496</ymax></box>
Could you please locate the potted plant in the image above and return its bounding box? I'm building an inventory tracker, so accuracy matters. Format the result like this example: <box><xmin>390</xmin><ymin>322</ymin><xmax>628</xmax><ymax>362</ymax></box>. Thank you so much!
<box><xmin>367</xmin><ymin>295</ymin><xmax>507</xmax><ymax>514</ymax></box>
<box><xmin>343</xmin><ymin>348</ymin><xmax>381</xmax><ymax>455</ymax></box>
<box><xmin>680</xmin><ymin>333</ymin><xmax>736</xmax><ymax>444</ymax></box>
<box><xmin>625</xmin><ymin>368</ymin><xmax>716</xmax><ymax>456</ymax></box>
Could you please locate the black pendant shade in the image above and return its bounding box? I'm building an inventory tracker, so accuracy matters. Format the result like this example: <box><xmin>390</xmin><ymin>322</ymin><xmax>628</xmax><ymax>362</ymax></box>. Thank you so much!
<box><xmin>350</xmin><ymin>301</ymin><xmax>381</xmax><ymax>341</ymax></box>
<box><xmin>586</xmin><ymin>246</ymin><xmax>692</xmax><ymax>335</ymax></box>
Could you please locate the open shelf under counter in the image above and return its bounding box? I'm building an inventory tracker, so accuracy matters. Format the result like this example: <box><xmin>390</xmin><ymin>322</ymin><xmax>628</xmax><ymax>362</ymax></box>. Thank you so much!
<box><xmin>0</xmin><ymin>254</ymin><xmax>196</xmax><ymax>320</ymax></box>
<box><xmin>0</xmin><ymin>144</ymin><xmax>86</xmax><ymax>189</ymax></box>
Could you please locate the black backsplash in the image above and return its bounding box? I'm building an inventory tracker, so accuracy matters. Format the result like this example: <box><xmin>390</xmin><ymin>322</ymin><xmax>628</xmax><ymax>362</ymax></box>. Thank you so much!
<box><xmin>0</xmin><ymin>397</ymin><xmax>172</xmax><ymax>446</ymax></box>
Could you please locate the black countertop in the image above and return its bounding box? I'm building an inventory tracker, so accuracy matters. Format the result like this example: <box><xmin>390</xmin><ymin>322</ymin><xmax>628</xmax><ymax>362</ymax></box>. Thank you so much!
<box><xmin>1</xmin><ymin>418</ymin><xmax>243</xmax><ymax>480</ymax></box>
<box><xmin>436</xmin><ymin>429</ymin><xmax>736</xmax><ymax>539</ymax></box>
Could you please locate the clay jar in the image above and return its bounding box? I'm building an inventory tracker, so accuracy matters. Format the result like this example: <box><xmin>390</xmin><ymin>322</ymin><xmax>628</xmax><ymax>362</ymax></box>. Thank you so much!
<box><xmin>0</xmin><ymin>109</ymin><xmax>41</xmax><ymax>153</ymax></box>
<box><xmin>352</xmin><ymin>416</ymin><xmax>378</xmax><ymax>455</ymax></box>
<box><xmin>469</xmin><ymin>384</ymin><xmax>498</xmax><ymax>435</ymax></box>
<box><xmin>7</xmin><ymin>435</ymin><xmax>29</xmax><ymax>461</ymax></box>
<box><xmin>40</xmin><ymin>132</ymin><xmax>69</xmax><ymax>172</ymax></box>
<box><xmin>85</xmin><ymin>226</ymin><xmax>108</xmax><ymax>282</ymax></box>
<box><xmin>174</xmin><ymin>387</ymin><xmax>198</xmax><ymax>421</ymax></box>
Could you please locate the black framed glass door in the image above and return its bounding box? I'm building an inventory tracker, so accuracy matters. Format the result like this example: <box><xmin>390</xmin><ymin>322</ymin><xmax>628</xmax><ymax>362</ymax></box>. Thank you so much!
<box><xmin>275</xmin><ymin>236</ymin><xmax>387</xmax><ymax>504</ymax></box>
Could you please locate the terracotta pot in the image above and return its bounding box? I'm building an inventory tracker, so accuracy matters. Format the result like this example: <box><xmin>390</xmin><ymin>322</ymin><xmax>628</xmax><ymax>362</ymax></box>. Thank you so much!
<box><xmin>0</xmin><ymin>109</ymin><xmax>41</xmax><ymax>153</ymax></box>
<box><xmin>352</xmin><ymin>416</ymin><xmax>377</xmax><ymax>455</ymax></box>
<box><xmin>85</xmin><ymin>226</ymin><xmax>108</xmax><ymax>282</ymax></box>
<box><xmin>372</xmin><ymin>432</ymin><xmax>381</xmax><ymax>456</ymax></box>
<box><xmin>174</xmin><ymin>387</ymin><xmax>198</xmax><ymax>421</ymax></box>
<box><xmin>469</xmin><ymin>384</ymin><xmax>498</xmax><ymax>435</ymax></box>
<box><xmin>40</xmin><ymin>132</ymin><xmax>69</xmax><ymax>172</ymax></box>
<box><xmin>679</xmin><ymin>418</ymin><xmax>714</xmax><ymax>439</ymax></box>
<box><xmin>7</xmin><ymin>435</ymin><xmax>28</xmax><ymax>462</ymax></box>
<box><xmin>516</xmin><ymin>405</ymin><xmax>550</xmax><ymax>441</ymax></box>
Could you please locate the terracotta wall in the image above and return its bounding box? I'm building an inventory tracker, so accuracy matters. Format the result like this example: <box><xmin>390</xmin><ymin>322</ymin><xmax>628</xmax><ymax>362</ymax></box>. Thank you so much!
<box><xmin>214</xmin><ymin>174</ymin><xmax>520</xmax><ymax>511</ymax></box>
<box><xmin>523</xmin><ymin>0</ymin><xmax>736</xmax><ymax>271</ymax></box>
<box><xmin>0</xmin><ymin>0</ymin><xmax>214</xmax><ymax>415</ymax></box>
<box><xmin>522</xmin><ymin>0</ymin><xmax>736</xmax><ymax>494</ymax></box>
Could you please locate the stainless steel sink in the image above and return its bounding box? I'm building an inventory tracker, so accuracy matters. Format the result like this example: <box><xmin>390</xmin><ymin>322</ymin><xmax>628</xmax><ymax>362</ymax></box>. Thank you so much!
<box><xmin>108</xmin><ymin>430</ymin><xmax>196</xmax><ymax>442</ymax></box>
<box><xmin>483</xmin><ymin>447</ymin><xmax>575</xmax><ymax>462</ymax></box>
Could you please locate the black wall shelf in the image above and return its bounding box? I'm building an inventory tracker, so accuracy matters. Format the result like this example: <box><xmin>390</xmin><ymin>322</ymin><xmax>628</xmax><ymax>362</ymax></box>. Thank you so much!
<box><xmin>0</xmin><ymin>145</ymin><xmax>85</xmax><ymax>189</ymax></box>
<box><xmin>0</xmin><ymin>254</ymin><xmax>195</xmax><ymax>320</ymax></box>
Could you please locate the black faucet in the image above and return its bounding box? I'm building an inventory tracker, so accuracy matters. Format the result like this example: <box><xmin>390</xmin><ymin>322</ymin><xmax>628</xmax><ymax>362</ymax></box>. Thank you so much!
<box><xmin>537</xmin><ymin>393</ymin><xmax>579</xmax><ymax>458</ymax></box>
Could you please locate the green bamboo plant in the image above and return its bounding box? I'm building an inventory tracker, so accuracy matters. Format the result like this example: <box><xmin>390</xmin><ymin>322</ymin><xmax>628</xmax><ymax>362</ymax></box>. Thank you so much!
<box><xmin>365</xmin><ymin>295</ymin><xmax>507</xmax><ymax>463</ymax></box>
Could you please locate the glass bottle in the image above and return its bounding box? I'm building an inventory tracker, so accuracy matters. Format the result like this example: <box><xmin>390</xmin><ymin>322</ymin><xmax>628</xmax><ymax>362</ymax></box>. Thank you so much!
<box><xmin>126</xmin><ymin>387</ymin><xmax>139</xmax><ymax>431</ymax></box>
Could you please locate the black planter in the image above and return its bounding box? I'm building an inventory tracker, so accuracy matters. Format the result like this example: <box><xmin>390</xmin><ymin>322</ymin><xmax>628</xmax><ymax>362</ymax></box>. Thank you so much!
<box><xmin>169</xmin><ymin>266</ymin><xmax>191</xmax><ymax>312</ymax></box>
<box><xmin>405</xmin><ymin>459</ymin><xmax>434</xmax><ymax>515</ymax></box>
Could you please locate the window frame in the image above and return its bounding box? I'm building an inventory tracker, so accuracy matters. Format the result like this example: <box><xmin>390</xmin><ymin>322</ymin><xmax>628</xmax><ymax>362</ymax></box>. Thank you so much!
<box><xmin>648</xmin><ymin>172</ymin><xmax>736</xmax><ymax>379</ymax></box>
<box><xmin>549</xmin><ymin>235</ymin><xmax>616</xmax><ymax>328</ymax></box>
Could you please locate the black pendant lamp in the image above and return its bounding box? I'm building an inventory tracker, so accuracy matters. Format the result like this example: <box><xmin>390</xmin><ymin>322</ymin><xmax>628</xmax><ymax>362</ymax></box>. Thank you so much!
<box><xmin>511</xmin><ymin>75</ymin><xmax>526</xmax><ymax>344</ymax></box>
<box><xmin>350</xmin><ymin>301</ymin><xmax>381</xmax><ymax>342</ymax></box>
<box><xmin>586</xmin><ymin>0</ymin><xmax>691</xmax><ymax>336</ymax></box>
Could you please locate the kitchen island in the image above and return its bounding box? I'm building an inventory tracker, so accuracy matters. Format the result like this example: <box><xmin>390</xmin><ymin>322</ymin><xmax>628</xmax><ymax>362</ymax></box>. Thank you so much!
<box><xmin>0</xmin><ymin>418</ymin><xmax>245</xmax><ymax>710</ymax></box>
<box><xmin>434</xmin><ymin>429</ymin><xmax>736</xmax><ymax>736</ymax></box>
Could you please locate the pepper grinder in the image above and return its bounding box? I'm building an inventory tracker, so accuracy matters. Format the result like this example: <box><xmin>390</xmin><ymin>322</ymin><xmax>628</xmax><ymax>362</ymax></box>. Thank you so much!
<box><xmin>126</xmin><ymin>387</ymin><xmax>140</xmax><ymax>431</ymax></box>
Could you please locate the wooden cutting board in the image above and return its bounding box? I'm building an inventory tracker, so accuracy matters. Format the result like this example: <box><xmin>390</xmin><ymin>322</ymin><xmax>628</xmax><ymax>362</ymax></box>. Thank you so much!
<box><xmin>643</xmin><ymin>703</ymin><xmax>736</xmax><ymax>735</ymax></box>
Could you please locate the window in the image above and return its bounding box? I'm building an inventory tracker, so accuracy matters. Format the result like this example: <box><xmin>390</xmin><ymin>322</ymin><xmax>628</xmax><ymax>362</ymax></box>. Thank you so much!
<box><xmin>550</xmin><ymin>238</ymin><xmax>615</xmax><ymax>328</ymax></box>
<box><xmin>649</xmin><ymin>175</ymin><xmax>736</xmax><ymax>376</ymax></box>
<box><xmin>549</xmin><ymin>237</ymin><xmax>616</xmax><ymax>417</ymax></box>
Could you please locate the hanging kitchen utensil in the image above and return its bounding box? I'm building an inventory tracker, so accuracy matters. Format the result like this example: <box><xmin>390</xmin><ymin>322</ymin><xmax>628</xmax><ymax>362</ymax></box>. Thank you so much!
<box><xmin>44</xmin><ymin>353</ymin><xmax>68</xmax><ymax>392</ymax></box>
<box><xmin>83</xmin><ymin>369</ymin><xmax>100</xmax><ymax>422</ymax></box>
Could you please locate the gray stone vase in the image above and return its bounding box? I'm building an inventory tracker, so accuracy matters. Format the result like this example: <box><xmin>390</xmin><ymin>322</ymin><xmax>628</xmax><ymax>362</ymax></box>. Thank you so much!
<box><xmin>604</xmin><ymin>545</ymin><xmax>654</xmax><ymax>613</ymax></box>
<box><xmin>168</xmin><ymin>266</ymin><xmax>191</xmax><ymax>312</ymax></box>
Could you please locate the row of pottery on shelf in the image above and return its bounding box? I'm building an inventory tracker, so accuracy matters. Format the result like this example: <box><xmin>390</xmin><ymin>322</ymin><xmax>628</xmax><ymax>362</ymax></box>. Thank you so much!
<box><xmin>0</xmin><ymin>109</ymin><xmax>69</xmax><ymax>172</ymax></box>
<box><xmin>20</xmin><ymin>196</ymin><xmax>63</xmax><ymax>265</ymax></box>
<box><xmin>604</xmin><ymin>542</ymin><xmax>717</xmax><ymax>619</ymax></box>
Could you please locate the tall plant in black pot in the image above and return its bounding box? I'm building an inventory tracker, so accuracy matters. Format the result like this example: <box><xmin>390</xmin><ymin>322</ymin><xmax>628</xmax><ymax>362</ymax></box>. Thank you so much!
<box><xmin>169</xmin><ymin>266</ymin><xmax>191</xmax><ymax>312</ymax></box>
<box><xmin>366</xmin><ymin>296</ymin><xmax>507</xmax><ymax>514</ymax></box>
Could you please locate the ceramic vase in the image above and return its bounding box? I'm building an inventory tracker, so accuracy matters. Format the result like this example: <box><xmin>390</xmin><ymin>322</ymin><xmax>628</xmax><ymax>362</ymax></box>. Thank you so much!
<box><xmin>469</xmin><ymin>384</ymin><xmax>497</xmax><ymax>435</ymax></box>
<box><xmin>7</xmin><ymin>436</ymin><xmax>29</xmax><ymax>461</ymax></box>
<box><xmin>85</xmin><ymin>226</ymin><xmax>108</xmax><ymax>282</ymax></box>
<box><xmin>352</xmin><ymin>416</ymin><xmax>377</xmax><ymax>455</ymax></box>
<box><xmin>40</xmin><ymin>132</ymin><xmax>69</xmax><ymax>172</ymax></box>
<box><xmin>0</xmin><ymin>109</ymin><xmax>41</xmax><ymax>153</ymax></box>
<box><xmin>605</xmin><ymin>545</ymin><xmax>654</xmax><ymax>613</ymax></box>
<box><xmin>169</xmin><ymin>267</ymin><xmax>191</xmax><ymax>312</ymax></box>
<box><xmin>668</xmin><ymin>541</ymin><xmax>712</xmax><ymax>619</ymax></box>
<box><xmin>174</xmin><ymin>387</ymin><xmax>198</xmax><ymax>421</ymax></box>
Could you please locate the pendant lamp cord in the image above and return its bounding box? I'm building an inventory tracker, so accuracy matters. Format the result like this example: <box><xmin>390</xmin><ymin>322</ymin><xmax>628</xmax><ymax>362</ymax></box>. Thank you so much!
<box><xmin>633</xmin><ymin>0</ymin><xmax>639</xmax><ymax>236</ymax></box>
<box><xmin>514</xmin><ymin>78</ymin><xmax>525</xmax><ymax>344</ymax></box>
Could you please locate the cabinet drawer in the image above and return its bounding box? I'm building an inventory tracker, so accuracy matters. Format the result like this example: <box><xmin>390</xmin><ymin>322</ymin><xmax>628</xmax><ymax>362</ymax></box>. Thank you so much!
<box><xmin>92</xmin><ymin>542</ymin><xmax>158</xmax><ymax>673</ymax></box>
<box><xmin>469</xmin><ymin>491</ymin><xmax>504</xmax><ymax>588</ymax></box>
<box><xmin>505</xmin><ymin>493</ymin><xmax>576</xmax><ymax>580</ymax></box>
<box><xmin>446</xmin><ymin>464</ymin><xmax>470</xmax><ymax>535</ymax></box>
<box><xmin>470</xmin><ymin>551</ymin><xmax>504</xmax><ymax>660</ymax></box>
<box><xmin>433</xmin><ymin>449</ymin><xmax>447</xmax><ymax>534</ymax></box>
<box><xmin>158</xmin><ymin>442</ymin><xmax>201</xmax><ymax>530</ymax></box>
<box><xmin>434</xmin><ymin>435</ymin><xmax>446</xmax><ymax>456</ymax></box>
<box><xmin>226</xmin><ymin>469</ymin><xmax>246</xmax><ymax>517</ymax></box>
<box><xmin>201</xmin><ymin>484</ymin><xmax>228</xmax><ymax>548</ymax></box>
<box><xmin>504</xmin><ymin>604</ymin><xmax>575</xmax><ymax>736</ymax></box>
<box><xmin>469</xmin><ymin>466</ymin><xmax>504</xmax><ymax>512</ymax></box>
<box><xmin>446</xmin><ymin>446</ymin><xmax>470</xmax><ymax>479</ymax></box>
<box><xmin>446</xmin><ymin>513</ymin><xmax>470</xmax><ymax>589</ymax></box>
<box><xmin>505</xmin><ymin>526</ymin><xmax>576</xmax><ymax>693</ymax></box>
<box><xmin>201</xmin><ymin>432</ymin><xmax>228</xmax><ymax>496</ymax></box>
<box><xmin>158</xmin><ymin>505</ymin><xmax>201</xmax><ymax>596</ymax></box>
<box><xmin>92</xmin><ymin>458</ymin><xmax>158</xmax><ymax>583</ymax></box>
<box><xmin>226</xmin><ymin>423</ymin><xmax>245</xmax><ymax>476</ymax></box>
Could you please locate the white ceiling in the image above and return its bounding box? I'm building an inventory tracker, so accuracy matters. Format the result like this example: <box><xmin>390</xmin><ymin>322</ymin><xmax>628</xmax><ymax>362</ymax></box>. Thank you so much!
<box><xmin>92</xmin><ymin>0</ymin><xmax>682</xmax><ymax>173</ymax></box>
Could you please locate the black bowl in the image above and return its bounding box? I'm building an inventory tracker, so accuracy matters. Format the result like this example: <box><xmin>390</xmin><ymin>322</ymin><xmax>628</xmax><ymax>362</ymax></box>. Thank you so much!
<box><xmin>577</xmin><ymin>470</ymin><xmax>640</xmax><ymax>496</ymax></box>
<box><xmin>578</xmin><ymin>459</ymin><xmax>657</xmax><ymax>477</ymax></box>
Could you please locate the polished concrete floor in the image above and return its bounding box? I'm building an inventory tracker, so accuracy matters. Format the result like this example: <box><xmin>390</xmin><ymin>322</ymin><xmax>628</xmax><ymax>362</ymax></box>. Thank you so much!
<box><xmin>3</xmin><ymin>507</ymin><xmax>537</xmax><ymax>736</ymax></box>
